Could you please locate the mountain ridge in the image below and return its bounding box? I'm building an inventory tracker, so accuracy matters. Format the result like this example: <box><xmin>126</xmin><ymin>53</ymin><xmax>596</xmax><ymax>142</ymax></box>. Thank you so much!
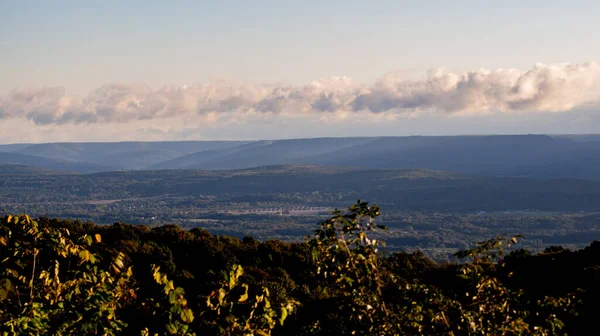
<box><xmin>2</xmin><ymin>135</ymin><xmax>600</xmax><ymax>179</ymax></box>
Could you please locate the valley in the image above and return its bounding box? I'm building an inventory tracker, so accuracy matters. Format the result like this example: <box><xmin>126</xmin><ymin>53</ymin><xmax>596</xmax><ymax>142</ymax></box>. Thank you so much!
<box><xmin>2</xmin><ymin>161</ymin><xmax>600</xmax><ymax>260</ymax></box>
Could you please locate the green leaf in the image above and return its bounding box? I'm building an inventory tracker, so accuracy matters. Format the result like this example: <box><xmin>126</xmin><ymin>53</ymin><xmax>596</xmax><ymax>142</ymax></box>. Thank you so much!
<box><xmin>166</xmin><ymin>323</ymin><xmax>178</xmax><ymax>334</ymax></box>
<box><xmin>168</xmin><ymin>291</ymin><xmax>177</xmax><ymax>304</ymax></box>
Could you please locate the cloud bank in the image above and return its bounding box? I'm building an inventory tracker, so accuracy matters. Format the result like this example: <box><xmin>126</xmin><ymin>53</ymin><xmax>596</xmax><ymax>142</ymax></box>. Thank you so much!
<box><xmin>2</xmin><ymin>62</ymin><xmax>600</xmax><ymax>128</ymax></box>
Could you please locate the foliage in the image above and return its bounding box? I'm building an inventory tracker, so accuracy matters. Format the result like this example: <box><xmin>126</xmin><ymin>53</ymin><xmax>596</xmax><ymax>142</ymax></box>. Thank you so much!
<box><xmin>0</xmin><ymin>214</ymin><xmax>135</xmax><ymax>335</ymax></box>
<box><xmin>140</xmin><ymin>265</ymin><xmax>196</xmax><ymax>336</ymax></box>
<box><xmin>308</xmin><ymin>201</ymin><xmax>394</xmax><ymax>334</ymax></box>
<box><xmin>1</xmin><ymin>201</ymin><xmax>597</xmax><ymax>335</ymax></box>
<box><xmin>201</xmin><ymin>264</ymin><xmax>297</xmax><ymax>335</ymax></box>
<box><xmin>453</xmin><ymin>235</ymin><xmax>575</xmax><ymax>335</ymax></box>
<box><xmin>307</xmin><ymin>202</ymin><xmax>575</xmax><ymax>335</ymax></box>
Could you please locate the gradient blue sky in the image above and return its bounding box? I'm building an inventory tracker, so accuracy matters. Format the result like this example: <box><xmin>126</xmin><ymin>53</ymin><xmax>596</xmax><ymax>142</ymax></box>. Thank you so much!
<box><xmin>1</xmin><ymin>0</ymin><xmax>600</xmax><ymax>142</ymax></box>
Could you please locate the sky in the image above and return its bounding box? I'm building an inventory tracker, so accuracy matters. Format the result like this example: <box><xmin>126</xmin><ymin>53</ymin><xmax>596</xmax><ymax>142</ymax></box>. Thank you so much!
<box><xmin>1</xmin><ymin>0</ymin><xmax>600</xmax><ymax>143</ymax></box>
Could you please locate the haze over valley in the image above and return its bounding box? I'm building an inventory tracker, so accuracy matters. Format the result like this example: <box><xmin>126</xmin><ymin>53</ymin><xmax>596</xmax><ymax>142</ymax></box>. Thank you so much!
<box><xmin>2</xmin><ymin>134</ymin><xmax>600</xmax><ymax>178</ymax></box>
<box><xmin>3</xmin><ymin>134</ymin><xmax>600</xmax><ymax>259</ymax></box>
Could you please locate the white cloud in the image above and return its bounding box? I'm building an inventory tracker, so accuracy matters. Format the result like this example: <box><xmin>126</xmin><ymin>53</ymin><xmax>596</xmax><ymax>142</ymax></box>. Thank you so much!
<box><xmin>1</xmin><ymin>62</ymin><xmax>599</xmax><ymax>133</ymax></box>
<box><xmin>353</xmin><ymin>62</ymin><xmax>600</xmax><ymax>115</ymax></box>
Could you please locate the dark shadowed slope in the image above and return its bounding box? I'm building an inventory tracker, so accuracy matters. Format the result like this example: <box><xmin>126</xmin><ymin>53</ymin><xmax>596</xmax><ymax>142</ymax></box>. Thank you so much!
<box><xmin>3</xmin><ymin>164</ymin><xmax>600</xmax><ymax>212</ymax></box>
<box><xmin>0</xmin><ymin>164</ymin><xmax>67</xmax><ymax>175</ymax></box>
<box><xmin>151</xmin><ymin>140</ymin><xmax>275</xmax><ymax>169</ymax></box>
<box><xmin>0</xmin><ymin>152</ymin><xmax>115</xmax><ymax>173</ymax></box>
<box><xmin>81</xmin><ymin>149</ymin><xmax>184</xmax><ymax>170</ymax></box>
<box><xmin>165</xmin><ymin>137</ymin><xmax>378</xmax><ymax>170</ymax></box>
<box><xmin>14</xmin><ymin>141</ymin><xmax>249</xmax><ymax>169</ymax></box>
<box><xmin>0</xmin><ymin>144</ymin><xmax>31</xmax><ymax>152</ymax></box>
<box><xmin>4</xmin><ymin>135</ymin><xmax>600</xmax><ymax>178</ymax></box>
<box><xmin>299</xmin><ymin>135</ymin><xmax>600</xmax><ymax>178</ymax></box>
<box><xmin>148</xmin><ymin>135</ymin><xmax>600</xmax><ymax>179</ymax></box>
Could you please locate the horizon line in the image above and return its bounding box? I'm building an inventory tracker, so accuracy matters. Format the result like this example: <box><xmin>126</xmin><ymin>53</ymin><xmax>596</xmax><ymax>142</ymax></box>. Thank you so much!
<box><xmin>1</xmin><ymin>133</ymin><xmax>599</xmax><ymax>146</ymax></box>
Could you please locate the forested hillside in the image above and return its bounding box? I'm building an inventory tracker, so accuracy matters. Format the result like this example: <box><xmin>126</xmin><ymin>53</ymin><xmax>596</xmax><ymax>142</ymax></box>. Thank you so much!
<box><xmin>4</xmin><ymin>164</ymin><xmax>600</xmax><ymax>212</ymax></box>
<box><xmin>1</xmin><ymin>202</ymin><xmax>598</xmax><ymax>335</ymax></box>
<box><xmin>3</xmin><ymin>164</ymin><xmax>600</xmax><ymax>256</ymax></box>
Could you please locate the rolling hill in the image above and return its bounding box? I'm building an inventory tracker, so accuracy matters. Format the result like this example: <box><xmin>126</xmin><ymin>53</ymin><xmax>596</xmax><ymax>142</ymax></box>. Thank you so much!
<box><xmin>1</xmin><ymin>135</ymin><xmax>600</xmax><ymax>178</ymax></box>
<box><xmin>0</xmin><ymin>152</ymin><xmax>115</xmax><ymax>173</ymax></box>
<box><xmin>2</xmin><ymin>164</ymin><xmax>600</xmax><ymax>212</ymax></box>
<box><xmin>12</xmin><ymin>141</ymin><xmax>249</xmax><ymax>170</ymax></box>
<box><xmin>150</xmin><ymin>135</ymin><xmax>600</xmax><ymax>179</ymax></box>
<box><xmin>0</xmin><ymin>143</ymin><xmax>32</xmax><ymax>152</ymax></box>
<box><xmin>153</xmin><ymin>137</ymin><xmax>377</xmax><ymax>170</ymax></box>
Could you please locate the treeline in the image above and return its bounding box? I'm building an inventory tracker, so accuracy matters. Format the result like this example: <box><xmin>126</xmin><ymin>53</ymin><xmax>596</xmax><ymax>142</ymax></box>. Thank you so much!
<box><xmin>5</xmin><ymin>165</ymin><xmax>600</xmax><ymax>213</ymax></box>
<box><xmin>1</xmin><ymin>202</ymin><xmax>600</xmax><ymax>335</ymax></box>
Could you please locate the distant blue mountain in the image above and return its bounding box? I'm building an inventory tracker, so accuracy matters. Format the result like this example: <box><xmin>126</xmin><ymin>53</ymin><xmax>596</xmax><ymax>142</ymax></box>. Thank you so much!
<box><xmin>0</xmin><ymin>143</ymin><xmax>32</xmax><ymax>152</ymax></box>
<box><xmin>166</xmin><ymin>137</ymin><xmax>377</xmax><ymax>170</ymax></box>
<box><xmin>3</xmin><ymin>135</ymin><xmax>600</xmax><ymax>179</ymax></box>
<box><xmin>13</xmin><ymin>141</ymin><xmax>248</xmax><ymax>170</ymax></box>
<box><xmin>0</xmin><ymin>152</ymin><xmax>115</xmax><ymax>173</ymax></box>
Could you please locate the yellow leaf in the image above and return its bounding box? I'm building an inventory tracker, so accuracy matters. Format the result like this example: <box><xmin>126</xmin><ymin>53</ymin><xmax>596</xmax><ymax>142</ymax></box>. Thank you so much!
<box><xmin>279</xmin><ymin>307</ymin><xmax>288</xmax><ymax>325</ymax></box>
<box><xmin>238</xmin><ymin>284</ymin><xmax>249</xmax><ymax>302</ymax></box>
<box><xmin>79</xmin><ymin>250</ymin><xmax>90</xmax><ymax>261</ymax></box>
<box><xmin>114</xmin><ymin>253</ymin><xmax>125</xmax><ymax>269</ymax></box>
<box><xmin>180</xmin><ymin>308</ymin><xmax>194</xmax><ymax>323</ymax></box>
<box><xmin>95</xmin><ymin>234</ymin><xmax>102</xmax><ymax>243</ymax></box>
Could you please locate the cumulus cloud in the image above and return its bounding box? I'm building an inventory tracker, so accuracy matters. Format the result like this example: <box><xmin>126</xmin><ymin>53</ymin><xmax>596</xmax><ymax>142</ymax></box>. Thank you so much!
<box><xmin>1</xmin><ymin>62</ymin><xmax>600</xmax><ymax>127</ymax></box>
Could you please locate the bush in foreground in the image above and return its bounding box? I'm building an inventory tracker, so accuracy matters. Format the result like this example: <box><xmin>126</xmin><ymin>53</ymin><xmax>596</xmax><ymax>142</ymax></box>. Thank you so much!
<box><xmin>1</xmin><ymin>201</ymin><xmax>595</xmax><ymax>335</ymax></box>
